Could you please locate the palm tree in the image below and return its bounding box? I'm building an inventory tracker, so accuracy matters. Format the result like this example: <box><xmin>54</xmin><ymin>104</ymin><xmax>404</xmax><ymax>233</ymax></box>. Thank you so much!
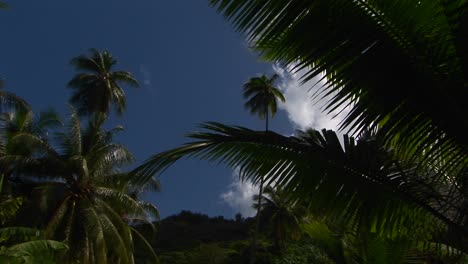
<box><xmin>134</xmin><ymin>123</ymin><xmax>467</xmax><ymax>255</ymax></box>
<box><xmin>242</xmin><ymin>73</ymin><xmax>285</xmax><ymax>263</ymax></box>
<box><xmin>68</xmin><ymin>49</ymin><xmax>139</xmax><ymax>117</ymax></box>
<box><xmin>208</xmin><ymin>0</ymin><xmax>468</xmax><ymax>178</ymax></box>
<box><xmin>243</xmin><ymin>74</ymin><xmax>285</xmax><ymax>132</ymax></box>
<box><xmin>1</xmin><ymin>107</ymin><xmax>159</xmax><ymax>263</ymax></box>
<box><xmin>255</xmin><ymin>185</ymin><xmax>305</xmax><ymax>252</ymax></box>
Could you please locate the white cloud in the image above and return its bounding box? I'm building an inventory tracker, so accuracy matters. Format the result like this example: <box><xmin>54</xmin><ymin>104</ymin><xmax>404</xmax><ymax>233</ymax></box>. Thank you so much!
<box><xmin>220</xmin><ymin>65</ymin><xmax>351</xmax><ymax>217</ymax></box>
<box><xmin>220</xmin><ymin>169</ymin><xmax>258</xmax><ymax>217</ymax></box>
<box><xmin>273</xmin><ymin>65</ymin><xmax>349</xmax><ymax>131</ymax></box>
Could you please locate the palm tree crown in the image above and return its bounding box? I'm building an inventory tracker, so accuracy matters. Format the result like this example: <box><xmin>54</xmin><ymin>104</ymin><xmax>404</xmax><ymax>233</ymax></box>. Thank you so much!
<box><xmin>243</xmin><ymin>74</ymin><xmax>285</xmax><ymax>131</ymax></box>
<box><xmin>68</xmin><ymin>49</ymin><xmax>139</xmax><ymax>117</ymax></box>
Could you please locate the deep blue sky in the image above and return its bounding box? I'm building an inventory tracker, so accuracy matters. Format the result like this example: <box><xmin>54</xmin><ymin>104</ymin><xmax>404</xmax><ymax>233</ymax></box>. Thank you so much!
<box><xmin>0</xmin><ymin>1</ymin><xmax>295</xmax><ymax>218</ymax></box>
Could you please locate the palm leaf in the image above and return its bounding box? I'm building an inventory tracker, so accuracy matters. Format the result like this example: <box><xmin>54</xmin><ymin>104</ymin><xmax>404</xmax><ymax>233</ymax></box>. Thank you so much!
<box><xmin>209</xmin><ymin>0</ymin><xmax>468</xmax><ymax>175</ymax></box>
<box><xmin>134</xmin><ymin>122</ymin><xmax>467</xmax><ymax>251</ymax></box>
<box><xmin>1</xmin><ymin>240</ymin><xmax>68</xmax><ymax>264</ymax></box>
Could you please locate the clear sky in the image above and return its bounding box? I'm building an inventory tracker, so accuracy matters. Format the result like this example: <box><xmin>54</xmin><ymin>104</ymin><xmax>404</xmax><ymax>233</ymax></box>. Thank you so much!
<box><xmin>0</xmin><ymin>1</ymin><xmax>342</xmax><ymax>219</ymax></box>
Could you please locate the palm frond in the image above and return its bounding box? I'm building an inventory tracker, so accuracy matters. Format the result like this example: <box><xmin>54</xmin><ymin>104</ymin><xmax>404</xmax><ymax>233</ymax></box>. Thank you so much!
<box><xmin>0</xmin><ymin>89</ymin><xmax>31</xmax><ymax>114</ymax></box>
<box><xmin>134</xmin><ymin>122</ymin><xmax>467</xmax><ymax>248</ymax></box>
<box><xmin>209</xmin><ymin>0</ymin><xmax>468</xmax><ymax>175</ymax></box>
<box><xmin>0</xmin><ymin>227</ymin><xmax>39</xmax><ymax>243</ymax></box>
<box><xmin>95</xmin><ymin>187</ymin><xmax>147</xmax><ymax>217</ymax></box>
<box><xmin>130</xmin><ymin>227</ymin><xmax>159</xmax><ymax>264</ymax></box>
<box><xmin>1</xmin><ymin>240</ymin><xmax>68</xmax><ymax>263</ymax></box>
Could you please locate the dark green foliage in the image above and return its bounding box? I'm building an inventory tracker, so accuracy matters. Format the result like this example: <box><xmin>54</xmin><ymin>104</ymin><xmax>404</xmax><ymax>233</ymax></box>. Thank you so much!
<box><xmin>209</xmin><ymin>0</ymin><xmax>468</xmax><ymax>176</ymax></box>
<box><xmin>148</xmin><ymin>211</ymin><xmax>252</xmax><ymax>253</ymax></box>
<box><xmin>135</xmin><ymin>210</ymin><xmax>339</xmax><ymax>264</ymax></box>
<box><xmin>273</xmin><ymin>240</ymin><xmax>334</xmax><ymax>264</ymax></box>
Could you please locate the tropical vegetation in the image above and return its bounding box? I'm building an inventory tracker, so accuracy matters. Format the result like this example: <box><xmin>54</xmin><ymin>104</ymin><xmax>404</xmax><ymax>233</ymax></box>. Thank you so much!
<box><xmin>242</xmin><ymin>73</ymin><xmax>285</xmax><ymax>263</ymax></box>
<box><xmin>0</xmin><ymin>49</ymin><xmax>159</xmax><ymax>263</ymax></box>
<box><xmin>133</xmin><ymin>0</ymin><xmax>468</xmax><ymax>263</ymax></box>
<box><xmin>1</xmin><ymin>0</ymin><xmax>467</xmax><ymax>263</ymax></box>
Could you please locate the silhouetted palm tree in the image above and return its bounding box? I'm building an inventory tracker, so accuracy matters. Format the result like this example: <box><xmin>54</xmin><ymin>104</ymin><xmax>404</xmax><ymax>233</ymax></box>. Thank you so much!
<box><xmin>243</xmin><ymin>73</ymin><xmax>285</xmax><ymax>262</ymax></box>
<box><xmin>243</xmin><ymin>74</ymin><xmax>285</xmax><ymax>132</ymax></box>
<box><xmin>255</xmin><ymin>185</ymin><xmax>305</xmax><ymax>252</ymax></box>
<box><xmin>68</xmin><ymin>49</ymin><xmax>139</xmax><ymax>117</ymax></box>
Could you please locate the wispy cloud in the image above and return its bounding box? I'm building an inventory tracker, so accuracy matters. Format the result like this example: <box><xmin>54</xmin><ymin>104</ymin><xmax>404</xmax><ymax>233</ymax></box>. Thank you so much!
<box><xmin>274</xmin><ymin>65</ymin><xmax>349</xmax><ymax>131</ymax></box>
<box><xmin>220</xmin><ymin>169</ymin><xmax>258</xmax><ymax>217</ymax></box>
<box><xmin>139</xmin><ymin>65</ymin><xmax>152</xmax><ymax>86</ymax></box>
<box><xmin>139</xmin><ymin>65</ymin><xmax>156</xmax><ymax>97</ymax></box>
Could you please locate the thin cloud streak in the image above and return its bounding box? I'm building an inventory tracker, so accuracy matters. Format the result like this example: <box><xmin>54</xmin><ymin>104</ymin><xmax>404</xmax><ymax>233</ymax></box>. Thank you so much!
<box><xmin>139</xmin><ymin>65</ymin><xmax>156</xmax><ymax>97</ymax></box>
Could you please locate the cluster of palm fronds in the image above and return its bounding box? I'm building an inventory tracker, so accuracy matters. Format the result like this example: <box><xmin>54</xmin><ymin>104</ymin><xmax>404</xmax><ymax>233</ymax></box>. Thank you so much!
<box><xmin>0</xmin><ymin>49</ymin><xmax>159</xmax><ymax>263</ymax></box>
<box><xmin>133</xmin><ymin>1</ymin><xmax>468</xmax><ymax>262</ymax></box>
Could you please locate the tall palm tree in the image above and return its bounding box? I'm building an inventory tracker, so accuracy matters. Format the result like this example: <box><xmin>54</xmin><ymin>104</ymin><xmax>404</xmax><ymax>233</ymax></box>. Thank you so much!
<box><xmin>208</xmin><ymin>0</ymin><xmax>468</xmax><ymax>177</ymax></box>
<box><xmin>243</xmin><ymin>74</ymin><xmax>285</xmax><ymax>132</ymax></box>
<box><xmin>1</xmin><ymin>107</ymin><xmax>159</xmax><ymax>263</ymax></box>
<box><xmin>242</xmin><ymin>73</ymin><xmax>285</xmax><ymax>263</ymax></box>
<box><xmin>68</xmin><ymin>49</ymin><xmax>139</xmax><ymax>117</ymax></box>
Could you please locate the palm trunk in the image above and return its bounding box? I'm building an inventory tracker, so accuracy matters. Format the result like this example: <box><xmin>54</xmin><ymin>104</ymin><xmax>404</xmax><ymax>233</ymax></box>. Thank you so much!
<box><xmin>250</xmin><ymin>111</ymin><xmax>269</xmax><ymax>264</ymax></box>
<box><xmin>250</xmin><ymin>177</ymin><xmax>264</xmax><ymax>264</ymax></box>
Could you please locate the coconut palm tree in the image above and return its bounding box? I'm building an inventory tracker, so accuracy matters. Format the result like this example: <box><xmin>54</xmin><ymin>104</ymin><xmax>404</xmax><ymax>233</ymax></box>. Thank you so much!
<box><xmin>208</xmin><ymin>0</ymin><xmax>468</xmax><ymax>177</ymax></box>
<box><xmin>242</xmin><ymin>73</ymin><xmax>285</xmax><ymax>263</ymax></box>
<box><xmin>68</xmin><ymin>49</ymin><xmax>139</xmax><ymax>117</ymax></box>
<box><xmin>243</xmin><ymin>74</ymin><xmax>285</xmax><ymax>132</ymax></box>
<box><xmin>254</xmin><ymin>185</ymin><xmax>305</xmax><ymax>252</ymax></box>
<box><xmin>2</xmin><ymin>107</ymin><xmax>159</xmax><ymax>263</ymax></box>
